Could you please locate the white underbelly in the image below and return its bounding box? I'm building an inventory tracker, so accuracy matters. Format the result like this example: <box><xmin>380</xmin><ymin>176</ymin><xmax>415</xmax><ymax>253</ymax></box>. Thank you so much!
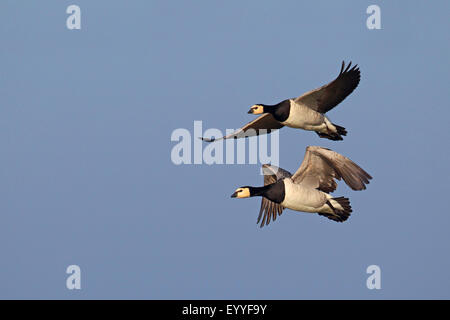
<box><xmin>281</xmin><ymin>199</ymin><xmax>318</xmax><ymax>213</ymax></box>
<box><xmin>281</xmin><ymin>101</ymin><xmax>325</xmax><ymax>130</ymax></box>
<box><xmin>280</xmin><ymin>179</ymin><xmax>327</xmax><ymax>213</ymax></box>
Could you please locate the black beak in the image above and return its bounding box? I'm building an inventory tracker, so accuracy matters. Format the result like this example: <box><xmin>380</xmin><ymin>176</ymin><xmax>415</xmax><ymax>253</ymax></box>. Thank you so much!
<box><xmin>247</xmin><ymin>109</ymin><xmax>254</xmax><ymax>114</ymax></box>
<box><xmin>230</xmin><ymin>191</ymin><xmax>238</xmax><ymax>198</ymax></box>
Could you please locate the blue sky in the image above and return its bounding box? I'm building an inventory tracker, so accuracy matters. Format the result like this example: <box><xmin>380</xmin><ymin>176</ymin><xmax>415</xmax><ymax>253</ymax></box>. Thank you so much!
<box><xmin>1</xmin><ymin>1</ymin><xmax>449</xmax><ymax>299</ymax></box>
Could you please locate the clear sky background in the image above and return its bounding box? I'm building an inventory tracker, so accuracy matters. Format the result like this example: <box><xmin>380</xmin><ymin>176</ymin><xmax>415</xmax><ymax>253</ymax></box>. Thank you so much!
<box><xmin>1</xmin><ymin>1</ymin><xmax>449</xmax><ymax>299</ymax></box>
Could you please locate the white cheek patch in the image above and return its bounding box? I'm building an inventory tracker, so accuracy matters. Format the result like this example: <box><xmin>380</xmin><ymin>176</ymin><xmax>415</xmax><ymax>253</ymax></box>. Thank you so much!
<box><xmin>238</xmin><ymin>189</ymin><xmax>250</xmax><ymax>198</ymax></box>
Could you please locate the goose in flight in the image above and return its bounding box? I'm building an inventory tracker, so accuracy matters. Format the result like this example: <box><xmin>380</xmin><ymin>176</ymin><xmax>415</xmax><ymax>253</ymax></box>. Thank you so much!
<box><xmin>202</xmin><ymin>61</ymin><xmax>360</xmax><ymax>142</ymax></box>
<box><xmin>230</xmin><ymin>146</ymin><xmax>372</xmax><ymax>227</ymax></box>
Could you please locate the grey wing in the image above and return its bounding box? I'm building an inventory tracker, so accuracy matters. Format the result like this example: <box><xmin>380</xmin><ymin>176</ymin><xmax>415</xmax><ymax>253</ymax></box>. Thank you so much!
<box><xmin>291</xmin><ymin>146</ymin><xmax>372</xmax><ymax>193</ymax></box>
<box><xmin>294</xmin><ymin>61</ymin><xmax>360</xmax><ymax>114</ymax></box>
<box><xmin>200</xmin><ymin>113</ymin><xmax>284</xmax><ymax>142</ymax></box>
<box><xmin>257</xmin><ymin>164</ymin><xmax>292</xmax><ymax>228</ymax></box>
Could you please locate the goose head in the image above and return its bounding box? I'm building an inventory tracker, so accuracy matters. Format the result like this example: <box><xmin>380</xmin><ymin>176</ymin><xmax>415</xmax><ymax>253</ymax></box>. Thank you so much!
<box><xmin>231</xmin><ymin>187</ymin><xmax>251</xmax><ymax>198</ymax></box>
<box><xmin>248</xmin><ymin>105</ymin><xmax>265</xmax><ymax>114</ymax></box>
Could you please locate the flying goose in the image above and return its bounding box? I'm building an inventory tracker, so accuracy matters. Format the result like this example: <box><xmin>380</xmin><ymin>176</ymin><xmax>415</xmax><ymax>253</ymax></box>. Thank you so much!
<box><xmin>202</xmin><ymin>61</ymin><xmax>360</xmax><ymax>142</ymax></box>
<box><xmin>230</xmin><ymin>146</ymin><xmax>372</xmax><ymax>227</ymax></box>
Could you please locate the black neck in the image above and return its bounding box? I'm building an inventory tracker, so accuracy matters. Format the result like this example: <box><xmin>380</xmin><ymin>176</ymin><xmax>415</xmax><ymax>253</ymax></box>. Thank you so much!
<box><xmin>248</xmin><ymin>181</ymin><xmax>285</xmax><ymax>204</ymax></box>
<box><xmin>249</xmin><ymin>185</ymin><xmax>272</xmax><ymax>197</ymax></box>
<box><xmin>261</xmin><ymin>100</ymin><xmax>290</xmax><ymax>122</ymax></box>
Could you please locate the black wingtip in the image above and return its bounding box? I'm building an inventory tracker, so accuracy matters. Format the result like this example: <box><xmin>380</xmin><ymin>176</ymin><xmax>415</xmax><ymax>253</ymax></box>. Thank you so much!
<box><xmin>340</xmin><ymin>61</ymin><xmax>361</xmax><ymax>75</ymax></box>
<box><xmin>198</xmin><ymin>137</ymin><xmax>215</xmax><ymax>142</ymax></box>
<box><xmin>345</xmin><ymin>61</ymin><xmax>352</xmax><ymax>72</ymax></box>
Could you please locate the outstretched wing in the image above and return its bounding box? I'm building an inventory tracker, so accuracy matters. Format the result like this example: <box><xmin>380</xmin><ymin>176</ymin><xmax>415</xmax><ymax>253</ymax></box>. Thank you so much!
<box><xmin>291</xmin><ymin>146</ymin><xmax>372</xmax><ymax>193</ymax></box>
<box><xmin>200</xmin><ymin>114</ymin><xmax>284</xmax><ymax>142</ymax></box>
<box><xmin>294</xmin><ymin>61</ymin><xmax>360</xmax><ymax>114</ymax></box>
<box><xmin>257</xmin><ymin>164</ymin><xmax>292</xmax><ymax>228</ymax></box>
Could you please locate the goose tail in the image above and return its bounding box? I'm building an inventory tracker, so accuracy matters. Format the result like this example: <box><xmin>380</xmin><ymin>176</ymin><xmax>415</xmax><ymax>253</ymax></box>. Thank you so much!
<box><xmin>334</xmin><ymin>124</ymin><xmax>347</xmax><ymax>136</ymax></box>
<box><xmin>319</xmin><ymin>197</ymin><xmax>352</xmax><ymax>222</ymax></box>
<box><xmin>315</xmin><ymin>123</ymin><xmax>346</xmax><ymax>141</ymax></box>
